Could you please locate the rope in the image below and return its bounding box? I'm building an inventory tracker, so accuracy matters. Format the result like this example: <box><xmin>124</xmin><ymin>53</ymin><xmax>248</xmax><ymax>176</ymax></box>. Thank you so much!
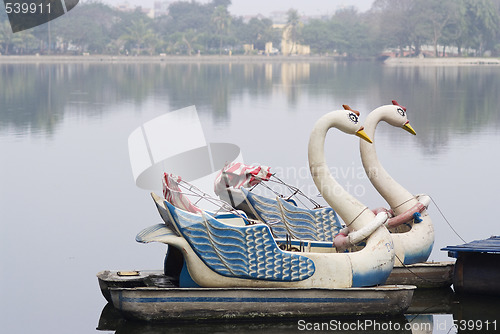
<box><xmin>392</xmin><ymin>197</ymin><xmax>415</xmax><ymax>210</ymax></box>
<box><xmin>347</xmin><ymin>207</ymin><xmax>368</xmax><ymax>227</ymax></box>
<box><xmin>169</xmin><ymin>181</ymin><xmax>247</xmax><ymax>219</ymax></box>
<box><xmin>394</xmin><ymin>254</ymin><xmax>446</xmax><ymax>284</ymax></box>
<box><xmin>255</xmin><ymin>174</ymin><xmax>322</xmax><ymax>209</ymax></box>
<box><xmin>275</xmin><ymin>176</ymin><xmax>322</xmax><ymax>208</ymax></box>
<box><xmin>428</xmin><ymin>195</ymin><xmax>466</xmax><ymax>243</ymax></box>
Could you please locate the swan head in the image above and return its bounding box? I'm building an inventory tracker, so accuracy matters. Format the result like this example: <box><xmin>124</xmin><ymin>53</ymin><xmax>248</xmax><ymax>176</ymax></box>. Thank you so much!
<box><xmin>341</xmin><ymin>105</ymin><xmax>373</xmax><ymax>143</ymax></box>
<box><xmin>366</xmin><ymin>101</ymin><xmax>416</xmax><ymax>135</ymax></box>
<box><xmin>376</xmin><ymin>100</ymin><xmax>417</xmax><ymax>135</ymax></box>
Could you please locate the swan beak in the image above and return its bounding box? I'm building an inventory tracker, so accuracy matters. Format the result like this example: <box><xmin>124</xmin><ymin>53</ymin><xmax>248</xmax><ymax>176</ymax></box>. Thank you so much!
<box><xmin>403</xmin><ymin>121</ymin><xmax>417</xmax><ymax>135</ymax></box>
<box><xmin>355</xmin><ymin>127</ymin><xmax>373</xmax><ymax>143</ymax></box>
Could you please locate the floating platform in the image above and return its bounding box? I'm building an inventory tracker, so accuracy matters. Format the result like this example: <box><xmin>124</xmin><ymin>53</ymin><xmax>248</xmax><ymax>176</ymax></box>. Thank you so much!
<box><xmin>98</xmin><ymin>270</ymin><xmax>168</xmax><ymax>303</ymax></box>
<box><xmin>98</xmin><ymin>271</ymin><xmax>415</xmax><ymax>322</ymax></box>
<box><xmin>109</xmin><ymin>285</ymin><xmax>415</xmax><ymax>322</ymax></box>
<box><xmin>442</xmin><ymin>236</ymin><xmax>500</xmax><ymax>296</ymax></box>
<box><xmin>385</xmin><ymin>261</ymin><xmax>454</xmax><ymax>288</ymax></box>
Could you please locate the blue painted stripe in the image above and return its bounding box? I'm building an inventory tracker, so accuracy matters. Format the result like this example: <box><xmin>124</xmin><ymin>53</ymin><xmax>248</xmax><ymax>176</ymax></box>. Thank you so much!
<box><xmin>403</xmin><ymin>242</ymin><xmax>433</xmax><ymax>265</ymax></box>
<box><xmin>120</xmin><ymin>295</ymin><xmax>384</xmax><ymax>304</ymax></box>
<box><xmin>352</xmin><ymin>268</ymin><xmax>392</xmax><ymax>287</ymax></box>
<box><xmin>118</xmin><ymin>290</ymin><xmax>123</xmax><ymax>309</ymax></box>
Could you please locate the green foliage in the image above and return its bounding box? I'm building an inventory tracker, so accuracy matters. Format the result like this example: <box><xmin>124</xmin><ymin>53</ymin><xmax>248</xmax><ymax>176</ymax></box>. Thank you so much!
<box><xmin>120</xmin><ymin>19</ymin><xmax>158</xmax><ymax>55</ymax></box>
<box><xmin>163</xmin><ymin>1</ymin><xmax>212</xmax><ymax>33</ymax></box>
<box><xmin>211</xmin><ymin>5</ymin><xmax>231</xmax><ymax>54</ymax></box>
<box><xmin>232</xmin><ymin>17</ymin><xmax>280</xmax><ymax>50</ymax></box>
<box><xmin>301</xmin><ymin>8</ymin><xmax>381</xmax><ymax>57</ymax></box>
<box><xmin>0</xmin><ymin>0</ymin><xmax>499</xmax><ymax>57</ymax></box>
<box><xmin>462</xmin><ymin>0</ymin><xmax>500</xmax><ymax>54</ymax></box>
<box><xmin>371</xmin><ymin>0</ymin><xmax>500</xmax><ymax>56</ymax></box>
<box><xmin>48</xmin><ymin>2</ymin><xmax>119</xmax><ymax>53</ymax></box>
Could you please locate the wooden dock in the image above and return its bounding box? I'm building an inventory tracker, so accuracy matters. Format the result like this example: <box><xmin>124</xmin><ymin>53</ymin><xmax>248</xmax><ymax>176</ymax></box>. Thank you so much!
<box><xmin>442</xmin><ymin>236</ymin><xmax>500</xmax><ymax>295</ymax></box>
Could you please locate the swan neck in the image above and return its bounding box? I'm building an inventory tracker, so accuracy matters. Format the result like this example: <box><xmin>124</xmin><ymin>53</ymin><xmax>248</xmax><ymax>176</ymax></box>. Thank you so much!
<box><xmin>360</xmin><ymin>114</ymin><xmax>416</xmax><ymax>214</ymax></box>
<box><xmin>308</xmin><ymin>115</ymin><xmax>371</xmax><ymax>227</ymax></box>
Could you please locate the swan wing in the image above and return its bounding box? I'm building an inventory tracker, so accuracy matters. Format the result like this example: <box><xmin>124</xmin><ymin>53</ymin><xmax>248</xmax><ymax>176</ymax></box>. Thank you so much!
<box><xmin>151</xmin><ymin>192</ymin><xmax>180</xmax><ymax>236</ymax></box>
<box><xmin>165</xmin><ymin>201</ymin><xmax>315</xmax><ymax>281</ymax></box>
<box><xmin>277</xmin><ymin>197</ymin><xmax>342</xmax><ymax>242</ymax></box>
<box><xmin>136</xmin><ymin>223</ymin><xmax>184</xmax><ymax>246</ymax></box>
<box><xmin>240</xmin><ymin>187</ymin><xmax>288</xmax><ymax>238</ymax></box>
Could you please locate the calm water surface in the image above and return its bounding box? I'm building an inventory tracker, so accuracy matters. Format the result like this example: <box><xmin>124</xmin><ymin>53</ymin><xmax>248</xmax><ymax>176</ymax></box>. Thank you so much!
<box><xmin>1</xmin><ymin>61</ymin><xmax>499</xmax><ymax>333</ymax></box>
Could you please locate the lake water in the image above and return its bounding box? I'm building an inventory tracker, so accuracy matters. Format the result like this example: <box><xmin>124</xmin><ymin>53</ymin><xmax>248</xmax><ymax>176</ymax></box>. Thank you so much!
<box><xmin>1</xmin><ymin>60</ymin><xmax>499</xmax><ymax>333</ymax></box>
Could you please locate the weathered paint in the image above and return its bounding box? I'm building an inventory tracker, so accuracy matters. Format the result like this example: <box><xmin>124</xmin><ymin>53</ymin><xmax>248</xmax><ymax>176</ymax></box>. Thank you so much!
<box><xmin>442</xmin><ymin>236</ymin><xmax>500</xmax><ymax>255</ymax></box>
<box><xmin>385</xmin><ymin>262</ymin><xmax>454</xmax><ymax>288</ymax></box>
<box><xmin>179</xmin><ymin>261</ymin><xmax>200</xmax><ymax>288</ymax></box>
<box><xmin>110</xmin><ymin>285</ymin><xmax>415</xmax><ymax>322</ymax></box>
<box><xmin>403</xmin><ymin>240</ymin><xmax>434</xmax><ymax>265</ymax></box>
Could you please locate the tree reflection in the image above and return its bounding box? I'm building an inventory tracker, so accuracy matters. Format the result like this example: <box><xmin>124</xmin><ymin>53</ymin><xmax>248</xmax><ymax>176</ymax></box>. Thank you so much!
<box><xmin>1</xmin><ymin>62</ymin><xmax>499</xmax><ymax>153</ymax></box>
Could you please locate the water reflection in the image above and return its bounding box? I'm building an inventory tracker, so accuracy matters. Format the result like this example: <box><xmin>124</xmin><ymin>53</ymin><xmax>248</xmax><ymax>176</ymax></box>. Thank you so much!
<box><xmin>378</xmin><ymin>66</ymin><xmax>500</xmax><ymax>155</ymax></box>
<box><xmin>407</xmin><ymin>287</ymin><xmax>455</xmax><ymax>314</ymax></box>
<box><xmin>97</xmin><ymin>290</ymin><xmax>500</xmax><ymax>334</ymax></box>
<box><xmin>97</xmin><ymin>305</ymin><xmax>417</xmax><ymax>334</ymax></box>
<box><xmin>2</xmin><ymin>62</ymin><xmax>500</xmax><ymax>150</ymax></box>
<box><xmin>452</xmin><ymin>294</ymin><xmax>500</xmax><ymax>333</ymax></box>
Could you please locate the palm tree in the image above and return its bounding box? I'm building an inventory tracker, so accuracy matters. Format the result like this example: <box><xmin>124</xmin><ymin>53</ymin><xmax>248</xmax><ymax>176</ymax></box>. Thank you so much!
<box><xmin>169</xmin><ymin>30</ymin><xmax>198</xmax><ymax>55</ymax></box>
<box><xmin>285</xmin><ymin>9</ymin><xmax>301</xmax><ymax>55</ymax></box>
<box><xmin>120</xmin><ymin>19</ymin><xmax>157</xmax><ymax>55</ymax></box>
<box><xmin>211</xmin><ymin>5</ymin><xmax>231</xmax><ymax>55</ymax></box>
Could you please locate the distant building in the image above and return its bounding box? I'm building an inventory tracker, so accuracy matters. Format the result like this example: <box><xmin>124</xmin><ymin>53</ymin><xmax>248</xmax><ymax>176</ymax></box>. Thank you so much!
<box><xmin>154</xmin><ymin>0</ymin><xmax>175</xmax><ymax>18</ymax></box>
<box><xmin>115</xmin><ymin>1</ymin><xmax>132</xmax><ymax>12</ymax></box>
<box><xmin>279</xmin><ymin>25</ymin><xmax>310</xmax><ymax>56</ymax></box>
<box><xmin>265</xmin><ymin>42</ymin><xmax>278</xmax><ymax>55</ymax></box>
<box><xmin>114</xmin><ymin>1</ymin><xmax>154</xmax><ymax>18</ymax></box>
<box><xmin>243</xmin><ymin>44</ymin><xmax>254</xmax><ymax>54</ymax></box>
<box><xmin>268</xmin><ymin>11</ymin><xmax>288</xmax><ymax>24</ymax></box>
<box><xmin>239</xmin><ymin>13</ymin><xmax>267</xmax><ymax>23</ymax></box>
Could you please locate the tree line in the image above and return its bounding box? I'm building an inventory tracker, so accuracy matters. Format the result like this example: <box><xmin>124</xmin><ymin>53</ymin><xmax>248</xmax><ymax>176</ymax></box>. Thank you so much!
<box><xmin>1</xmin><ymin>0</ymin><xmax>499</xmax><ymax>57</ymax></box>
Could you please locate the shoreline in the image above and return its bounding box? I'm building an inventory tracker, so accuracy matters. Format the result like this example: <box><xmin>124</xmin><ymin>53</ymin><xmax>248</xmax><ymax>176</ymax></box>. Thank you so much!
<box><xmin>0</xmin><ymin>54</ymin><xmax>499</xmax><ymax>65</ymax></box>
<box><xmin>384</xmin><ymin>57</ymin><xmax>500</xmax><ymax>66</ymax></box>
<box><xmin>0</xmin><ymin>54</ymin><xmax>338</xmax><ymax>64</ymax></box>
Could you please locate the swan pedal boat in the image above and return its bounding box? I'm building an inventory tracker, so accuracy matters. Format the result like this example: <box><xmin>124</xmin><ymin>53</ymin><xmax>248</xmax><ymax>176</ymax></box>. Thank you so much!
<box><xmin>215</xmin><ymin>103</ymin><xmax>454</xmax><ymax>288</ymax></box>
<box><xmin>218</xmin><ymin>186</ymin><xmax>454</xmax><ymax>288</ymax></box>
<box><xmin>97</xmin><ymin>192</ymin><xmax>416</xmax><ymax>321</ymax></box>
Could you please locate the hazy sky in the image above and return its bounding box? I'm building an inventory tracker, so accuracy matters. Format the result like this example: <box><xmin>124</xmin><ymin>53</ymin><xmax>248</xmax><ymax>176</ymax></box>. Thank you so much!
<box><xmin>98</xmin><ymin>0</ymin><xmax>375</xmax><ymax>16</ymax></box>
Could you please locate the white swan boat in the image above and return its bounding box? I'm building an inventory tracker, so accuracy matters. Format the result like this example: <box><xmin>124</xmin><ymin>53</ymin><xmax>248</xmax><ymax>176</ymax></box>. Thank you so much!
<box><xmin>99</xmin><ymin>196</ymin><xmax>413</xmax><ymax>320</ymax></box>
<box><xmin>360</xmin><ymin>101</ymin><xmax>433</xmax><ymax>265</ymax></box>
<box><xmin>99</xmin><ymin>107</ymin><xmax>418</xmax><ymax>321</ymax></box>
<box><xmin>214</xmin><ymin>103</ymin><xmax>453</xmax><ymax>287</ymax></box>
<box><xmin>359</xmin><ymin>101</ymin><xmax>453</xmax><ymax>287</ymax></box>
<box><xmin>217</xmin><ymin>181</ymin><xmax>453</xmax><ymax>288</ymax></box>
<box><xmin>134</xmin><ymin>108</ymin><xmax>397</xmax><ymax>289</ymax></box>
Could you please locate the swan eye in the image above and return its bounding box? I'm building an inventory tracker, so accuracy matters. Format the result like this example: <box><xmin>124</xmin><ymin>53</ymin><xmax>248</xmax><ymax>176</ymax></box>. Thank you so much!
<box><xmin>348</xmin><ymin>112</ymin><xmax>359</xmax><ymax>124</ymax></box>
<box><xmin>397</xmin><ymin>107</ymin><xmax>406</xmax><ymax>117</ymax></box>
